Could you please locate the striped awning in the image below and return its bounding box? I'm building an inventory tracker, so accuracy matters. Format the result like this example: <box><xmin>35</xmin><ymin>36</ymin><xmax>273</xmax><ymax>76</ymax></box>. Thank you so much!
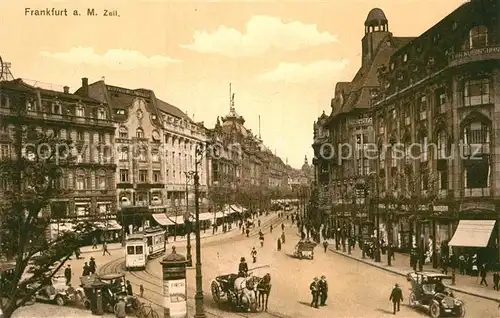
<box><xmin>449</xmin><ymin>220</ymin><xmax>496</xmax><ymax>247</ymax></box>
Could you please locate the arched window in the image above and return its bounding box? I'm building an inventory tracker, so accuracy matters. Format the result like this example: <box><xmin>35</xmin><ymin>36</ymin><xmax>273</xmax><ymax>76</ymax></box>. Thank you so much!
<box><xmin>119</xmin><ymin>126</ymin><xmax>128</xmax><ymax>138</ymax></box>
<box><xmin>136</xmin><ymin>127</ymin><xmax>144</xmax><ymax>138</ymax></box>
<box><xmin>96</xmin><ymin>170</ymin><xmax>107</xmax><ymax>189</ymax></box>
<box><xmin>469</xmin><ymin>25</ymin><xmax>488</xmax><ymax>48</ymax></box>
<box><xmin>54</xmin><ymin>168</ymin><xmax>66</xmax><ymax>189</ymax></box>
<box><xmin>463</xmin><ymin>121</ymin><xmax>489</xmax><ymax>145</ymax></box>
<box><xmin>76</xmin><ymin>169</ymin><xmax>86</xmax><ymax>190</ymax></box>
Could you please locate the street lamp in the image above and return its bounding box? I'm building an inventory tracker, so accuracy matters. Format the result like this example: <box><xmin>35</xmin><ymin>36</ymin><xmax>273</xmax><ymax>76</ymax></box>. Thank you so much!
<box><xmin>368</xmin><ymin>172</ymin><xmax>381</xmax><ymax>263</ymax></box>
<box><xmin>184</xmin><ymin>171</ymin><xmax>196</xmax><ymax>267</ymax></box>
<box><xmin>193</xmin><ymin>142</ymin><xmax>209</xmax><ymax>318</ymax></box>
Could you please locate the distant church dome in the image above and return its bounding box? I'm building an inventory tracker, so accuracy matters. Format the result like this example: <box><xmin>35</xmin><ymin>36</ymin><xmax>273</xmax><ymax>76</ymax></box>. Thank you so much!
<box><xmin>365</xmin><ymin>8</ymin><xmax>387</xmax><ymax>27</ymax></box>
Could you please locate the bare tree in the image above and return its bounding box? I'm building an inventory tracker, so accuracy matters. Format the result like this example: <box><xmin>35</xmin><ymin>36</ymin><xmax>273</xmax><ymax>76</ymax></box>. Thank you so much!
<box><xmin>0</xmin><ymin>94</ymin><xmax>93</xmax><ymax>317</ymax></box>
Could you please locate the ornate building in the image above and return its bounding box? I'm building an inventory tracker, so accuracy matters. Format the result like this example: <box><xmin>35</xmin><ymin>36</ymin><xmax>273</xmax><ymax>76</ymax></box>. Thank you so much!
<box><xmin>0</xmin><ymin>79</ymin><xmax>117</xmax><ymax>238</ymax></box>
<box><xmin>371</xmin><ymin>0</ymin><xmax>500</xmax><ymax>260</ymax></box>
<box><xmin>313</xmin><ymin>8</ymin><xmax>414</xmax><ymax>236</ymax></box>
<box><xmin>77</xmin><ymin>78</ymin><xmax>209</xmax><ymax>232</ymax></box>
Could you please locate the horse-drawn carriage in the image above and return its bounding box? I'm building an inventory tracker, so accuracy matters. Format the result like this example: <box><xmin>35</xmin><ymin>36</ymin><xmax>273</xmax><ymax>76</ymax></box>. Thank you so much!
<box><xmin>293</xmin><ymin>240</ymin><xmax>316</xmax><ymax>260</ymax></box>
<box><xmin>210</xmin><ymin>272</ymin><xmax>271</xmax><ymax>312</ymax></box>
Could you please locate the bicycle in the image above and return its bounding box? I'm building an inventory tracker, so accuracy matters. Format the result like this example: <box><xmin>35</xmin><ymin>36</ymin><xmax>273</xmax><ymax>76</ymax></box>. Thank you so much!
<box><xmin>136</xmin><ymin>302</ymin><xmax>159</xmax><ymax>318</ymax></box>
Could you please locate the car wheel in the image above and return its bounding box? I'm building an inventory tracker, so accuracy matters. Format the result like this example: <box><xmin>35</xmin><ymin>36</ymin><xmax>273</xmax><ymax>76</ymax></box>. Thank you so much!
<box><xmin>55</xmin><ymin>295</ymin><xmax>65</xmax><ymax>306</ymax></box>
<box><xmin>408</xmin><ymin>292</ymin><xmax>417</xmax><ymax>307</ymax></box>
<box><xmin>456</xmin><ymin>304</ymin><xmax>466</xmax><ymax>317</ymax></box>
<box><xmin>429</xmin><ymin>302</ymin><xmax>440</xmax><ymax>318</ymax></box>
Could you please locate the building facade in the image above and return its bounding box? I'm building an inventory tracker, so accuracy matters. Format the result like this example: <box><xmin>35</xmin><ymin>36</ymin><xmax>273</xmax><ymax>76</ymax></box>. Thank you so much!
<box><xmin>76</xmin><ymin>78</ymin><xmax>209</xmax><ymax>232</ymax></box>
<box><xmin>0</xmin><ymin>79</ymin><xmax>117</xmax><ymax>235</ymax></box>
<box><xmin>371</xmin><ymin>0</ymin><xmax>500</xmax><ymax>260</ymax></box>
<box><xmin>312</xmin><ymin>8</ymin><xmax>414</xmax><ymax>237</ymax></box>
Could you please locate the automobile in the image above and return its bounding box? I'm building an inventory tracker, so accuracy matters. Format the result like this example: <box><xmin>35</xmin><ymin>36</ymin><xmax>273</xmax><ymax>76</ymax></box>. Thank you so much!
<box><xmin>407</xmin><ymin>271</ymin><xmax>465</xmax><ymax>317</ymax></box>
<box><xmin>292</xmin><ymin>240</ymin><xmax>316</xmax><ymax>260</ymax></box>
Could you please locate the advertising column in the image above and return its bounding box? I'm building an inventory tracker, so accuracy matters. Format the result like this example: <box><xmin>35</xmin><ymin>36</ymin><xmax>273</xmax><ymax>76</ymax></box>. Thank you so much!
<box><xmin>160</xmin><ymin>246</ymin><xmax>187</xmax><ymax>318</ymax></box>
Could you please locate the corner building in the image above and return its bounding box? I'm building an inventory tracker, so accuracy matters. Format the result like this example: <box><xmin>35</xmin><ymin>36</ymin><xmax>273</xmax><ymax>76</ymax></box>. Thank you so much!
<box><xmin>77</xmin><ymin>78</ymin><xmax>209</xmax><ymax>233</ymax></box>
<box><xmin>371</xmin><ymin>0</ymin><xmax>500</xmax><ymax>263</ymax></box>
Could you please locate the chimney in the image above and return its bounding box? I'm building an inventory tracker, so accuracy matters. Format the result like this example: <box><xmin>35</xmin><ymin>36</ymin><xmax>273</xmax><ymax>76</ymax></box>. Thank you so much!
<box><xmin>81</xmin><ymin>77</ymin><xmax>89</xmax><ymax>96</ymax></box>
<box><xmin>63</xmin><ymin>86</ymin><xmax>70</xmax><ymax>94</ymax></box>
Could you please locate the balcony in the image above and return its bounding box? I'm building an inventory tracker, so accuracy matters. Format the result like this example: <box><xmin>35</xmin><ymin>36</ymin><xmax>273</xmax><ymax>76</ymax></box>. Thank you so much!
<box><xmin>0</xmin><ymin>108</ymin><xmax>115</xmax><ymax>128</ymax></box>
<box><xmin>449</xmin><ymin>45</ymin><xmax>500</xmax><ymax>68</ymax></box>
<box><xmin>463</xmin><ymin>187</ymin><xmax>490</xmax><ymax>197</ymax></box>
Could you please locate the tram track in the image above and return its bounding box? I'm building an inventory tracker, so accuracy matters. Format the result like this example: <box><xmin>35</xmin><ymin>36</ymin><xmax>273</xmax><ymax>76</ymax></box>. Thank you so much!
<box><xmin>99</xmin><ymin>214</ymin><xmax>292</xmax><ymax>317</ymax></box>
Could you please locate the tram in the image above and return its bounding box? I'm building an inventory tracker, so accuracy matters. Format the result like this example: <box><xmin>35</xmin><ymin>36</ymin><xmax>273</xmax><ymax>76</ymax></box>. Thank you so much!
<box><xmin>125</xmin><ymin>233</ymin><xmax>147</xmax><ymax>270</ymax></box>
<box><xmin>144</xmin><ymin>227</ymin><xmax>166</xmax><ymax>258</ymax></box>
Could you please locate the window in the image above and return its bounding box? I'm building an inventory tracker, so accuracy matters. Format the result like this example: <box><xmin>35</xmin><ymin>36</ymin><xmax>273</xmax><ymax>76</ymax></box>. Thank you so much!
<box><xmin>135</xmin><ymin>246</ymin><xmax>143</xmax><ymax>255</ymax></box>
<box><xmin>136</xmin><ymin>128</ymin><xmax>144</xmax><ymax>138</ymax></box>
<box><xmin>464</xmin><ymin>156</ymin><xmax>489</xmax><ymax>188</ymax></box>
<box><xmin>98</xmin><ymin>133</ymin><xmax>105</xmax><ymax>143</ymax></box>
<box><xmin>166</xmin><ymin>169</ymin><xmax>169</xmax><ymax>182</ymax></box>
<box><xmin>437</xmin><ymin>131</ymin><xmax>447</xmax><ymax>159</ymax></box>
<box><xmin>139</xmin><ymin>147</ymin><xmax>147</xmax><ymax>161</ymax></box>
<box><xmin>469</xmin><ymin>25</ymin><xmax>488</xmax><ymax>48</ymax></box>
<box><xmin>390</xmin><ymin>62</ymin><xmax>395</xmax><ymax>70</ymax></box>
<box><xmin>116</xmin><ymin>109</ymin><xmax>125</xmax><ymax>115</ymax></box>
<box><xmin>77</xmin><ymin>130</ymin><xmax>84</xmax><ymax>141</ymax></box>
<box><xmin>464</xmin><ymin>78</ymin><xmax>490</xmax><ymax>106</ymax></box>
<box><xmin>153</xmin><ymin>170</ymin><xmax>161</xmax><ymax>183</ymax></box>
<box><xmin>119</xmin><ymin>126</ymin><xmax>128</xmax><ymax>138</ymax></box>
<box><xmin>463</xmin><ymin>121</ymin><xmax>489</xmax><ymax>144</ymax></box>
<box><xmin>421</xmin><ymin>162</ymin><xmax>429</xmax><ymax>190</ymax></box>
<box><xmin>152</xmin><ymin>150</ymin><xmax>160</xmax><ymax>162</ymax></box>
<box><xmin>435</xmin><ymin>87</ymin><xmax>446</xmax><ymax>106</ymax></box>
<box><xmin>0</xmin><ymin>144</ymin><xmax>10</xmax><ymax>159</ymax></box>
<box><xmin>119</xmin><ymin>147</ymin><xmax>129</xmax><ymax>161</ymax></box>
<box><xmin>53</xmin><ymin>128</ymin><xmax>61</xmax><ymax>139</ymax></box>
<box><xmin>76</xmin><ymin>106</ymin><xmax>84</xmax><ymax>117</ymax></box>
<box><xmin>418</xmin><ymin>95</ymin><xmax>427</xmax><ymax>112</ymax></box>
<box><xmin>53</xmin><ymin>103</ymin><xmax>61</xmax><ymax>114</ymax></box>
<box><xmin>403</xmin><ymin>53</ymin><xmax>408</xmax><ymax>63</ymax></box>
<box><xmin>76</xmin><ymin>169</ymin><xmax>85</xmax><ymax>190</ymax></box>
<box><xmin>139</xmin><ymin>170</ymin><xmax>148</xmax><ymax>182</ymax></box>
<box><xmin>119</xmin><ymin>169</ymin><xmax>129</xmax><ymax>183</ymax></box>
<box><xmin>437</xmin><ymin>160</ymin><xmax>448</xmax><ymax>190</ymax></box>
<box><xmin>26</xmin><ymin>100</ymin><xmax>34</xmax><ymax>111</ymax></box>
<box><xmin>420</xmin><ymin>136</ymin><xmax>428</xmax><ymax>161</ymax></box>
<box><xmin>127</xmin><ymin>246</ymin><xmax>135</xmax><ymax>255</ymax></box>
<box><xmin>97</xmin><ymin>170</ymin><xmax>106</xmax><ymax>189</ymax></box>
<box><xmin>97</xmin><ymin>108</ymin><xmax>106</xmax><ymax>119</ymax></box>
<box><xmin>0</xmin><ymin>178</ymin><xmax>7</xmax><ymax>190</ymax></box>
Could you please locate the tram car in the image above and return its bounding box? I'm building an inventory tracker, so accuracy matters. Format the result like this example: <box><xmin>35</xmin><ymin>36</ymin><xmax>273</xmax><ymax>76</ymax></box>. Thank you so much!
<box><xmin>125</xmin><ymin>233</ymin><xmax>147</xmax><ymax>270</ymax></box>
<box><xmin>144</xmin><ymin>227</ymin><xmax>166</xmax><ymax>258</ymax></box>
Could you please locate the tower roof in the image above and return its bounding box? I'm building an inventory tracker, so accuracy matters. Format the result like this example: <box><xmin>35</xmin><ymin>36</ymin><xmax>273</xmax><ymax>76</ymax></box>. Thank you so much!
<box><xmin>365</xmin><ymin>8</ymin><xmax>387</xmax><ymax>27</ymax></box>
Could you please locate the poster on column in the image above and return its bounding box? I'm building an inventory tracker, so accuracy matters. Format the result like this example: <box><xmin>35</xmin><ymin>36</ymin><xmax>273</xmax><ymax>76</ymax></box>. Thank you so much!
<box><xmin>168</xmin><ymin>279</ymin><xmax>187</xmax><ymax>318</ymax></box>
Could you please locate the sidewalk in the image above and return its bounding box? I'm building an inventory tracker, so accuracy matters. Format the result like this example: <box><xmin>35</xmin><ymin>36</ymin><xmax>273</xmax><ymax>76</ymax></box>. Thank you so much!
<box><xmin>12</xmin><ymin>303</ymin><xmax>114</xmax><ymax>318</ymax></box>
<box><xmin>327</xmin><ymin>239</ymin><xmax>500</xmax><ymax>302</ymax></box>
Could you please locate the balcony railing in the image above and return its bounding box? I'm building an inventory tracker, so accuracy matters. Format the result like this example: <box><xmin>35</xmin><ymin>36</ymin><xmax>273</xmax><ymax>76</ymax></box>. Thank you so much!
<box><xmin>0</xmin><ymin>108</ymin><xmax>115</xmax><ymax>127</ymax></box>
<box><xmin>463</xmin><ymin>187</ymin><xmax>490</xmax><ymax>197</ymax></box>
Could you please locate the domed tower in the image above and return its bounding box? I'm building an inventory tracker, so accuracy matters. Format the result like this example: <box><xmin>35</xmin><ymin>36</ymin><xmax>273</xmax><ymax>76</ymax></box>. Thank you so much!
<box><xmin>362</xmin><ymin>8</ymin><xmax>390</xmax><ymax>66</ymax></box>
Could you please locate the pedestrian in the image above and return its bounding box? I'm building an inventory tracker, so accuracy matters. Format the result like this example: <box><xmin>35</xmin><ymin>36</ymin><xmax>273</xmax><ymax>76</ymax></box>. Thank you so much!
<box><xmin>493</xmin><ymin>272</ymin><xmax>500</xmax><ymax>290</ymax></box>
<box><xmin>270</xmin><ymin>224</ymin><xmax>273</xmax><ymax>233</ymax></box>
<box><xmin>458</xmin><ymin>254</ymin><xmax>465</xmax><ymax>275</ymax></box>
<box><xmin>323</xmin><ymin>240</ymin><xmax>328</xmax><ymax>253</ymax></box>
<box><xmin>479</xmin><ymin>263</ymin><xmax>488</xmax><ymax>286</ymax></box>
<box><xmin>64</xmin><ymin>264</ymin><xmax>72</xmax><ymax>286</ymax></box>
<box><xmin>82</xmin><ymin>262</ymin><xmax>90</xmax><ymax>276</ymax></box>
<box><xmin>92</xmin><ymin>237</ymin><xmax>98</xmax><ymax>249</ymax></box>
<box><xmin>89</xmin><ymin>257</ymin><xmax>96</xmax><ymax>274</ymax></box>
<box><xmin>277</xmin><ymin>238</ymin><xmax>282</xmax><ymax>251</ymax></box>
<box><xmin>309</xmin><ymin>277</ymin><xmax>319</xmax><ymax>308</ymax></box>
<box><xmin>441</xmin><ymin>255</ymin><xmax>448</xmax><ymax>275</ymax></box>
<box><xmin>281</xmin><ymin>231</ymin><xmax>286</xmax><ymax>244</ymax></box>
<box><xmin>140</xmin><ymin>284</ymin><xmax>144</xmax><ymax>297</ymax></box>
<box><xmin>246</xmin><ymin>228</ymin><xmax>250</xmax><ymax>237</ymax></box>
<box><xmin>258</xmin><ymin>219</ymin><xmax>261</xmax><ymax>227</ymax></box>
<box><xmin>114</xmin><ymin>296</ymin><xmax>127</xmax><ymax>318</ymax></box>
<box><xmin>242</xmin><ymin>225</ymin><xmax>245</xmax><ymax>235</ymax></box>
<box><xmin>281</xmin><ymin>223</ymin><xmax>285</xmax><ymax>231</ymax></box>
<box><xmin>251</xmin><ymin>247</ymin><xmax>257</xmax><ymax>263</ymax></box>
<box><xmin>318</xmin><ymin>275</ymin><xmax>328</xmax><ymax>306</ymax></box>
<box><xmin>103</xmin><ymin>241</ymin><xmax>111</xmax><ymax>256</ymax></box>
<box><xmin>126</xmin><ymin>280</ymin><xmax>133</xmax><ymax>295</ymax></box>
<box><xmin>389</xmin><ymin>283</ymin><xmax>403</xmax><ymax>314</ymax></box>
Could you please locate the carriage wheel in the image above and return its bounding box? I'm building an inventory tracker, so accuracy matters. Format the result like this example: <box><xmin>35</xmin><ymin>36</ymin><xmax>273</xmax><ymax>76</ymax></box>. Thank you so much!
<box><xmin>211</xmin><ymin>281</ymin><xmax>221</xmax><ymax>304</ymax></box>
<box><xmin>408</xmin><ymin>292</ymin><xmax>417</xmax><ymax>307</ymax></box>
<box><xmin>457</xmin><ymin>304</ymin><xmax>466</xmax><ymax>317</ymax></box>
<box><xmin>429</xmin><ymin>302</ymin><xmax>440</xmax><ymax>318</ymax></box>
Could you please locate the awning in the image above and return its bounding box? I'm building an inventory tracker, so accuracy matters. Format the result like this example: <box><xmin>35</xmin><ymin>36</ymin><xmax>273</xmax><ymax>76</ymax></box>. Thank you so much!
<box><xmin>153</xmin><ymin>213</ymin><xmax>169</xmax><ymax>226</ymax></box>
<box><xmin>449</xmin><ymin>220</ymin><xmax>496</xmax><ymax>247</ymax></box>
<box><xmin>215</xmin><ymin>212</ymin><xmax>225</xmax><ymax>218</ymax></box>
<box><xmin>95</xmin><ymin>220</ymin><xmax>122</xmax><ymax>230</ymax></box>
<box><xmin>230</xmin><ymin>205</ymin><xmax>242</xmax><ymax>214</ymax></box>
<box><xmin>198</xmin><ymin>213</ymin><xmax>212</xmax><ymax>221</ymax></box>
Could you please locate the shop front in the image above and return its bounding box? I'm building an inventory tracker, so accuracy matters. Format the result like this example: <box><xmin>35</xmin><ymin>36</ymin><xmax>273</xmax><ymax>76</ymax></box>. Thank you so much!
<box><xmin>449</xmin><ymin>219</ymin><xmax>498</xmax><ymax>264</ymax></box>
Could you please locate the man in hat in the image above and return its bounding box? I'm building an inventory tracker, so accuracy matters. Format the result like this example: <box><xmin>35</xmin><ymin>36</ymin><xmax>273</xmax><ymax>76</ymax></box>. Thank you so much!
<box><xmin>318</xmin><ymin>275</ymin><xmax>328</xmax><ymax>306</ymax></box>
<box><xmin>238</xmin><ymin>257</ymin><xmax>248</xmax><ymax>277</ymax></box>
<box><xmin>89</xmin><ymin>257</ymin><xmax>96</xmax><ymax>274</ymax></box>
<box><xmin>309</xmin><ymin>277</ymin><xmax>319</xmax><ymax>308</ymax></box>
<box><xmin>114</xmin><ymin>296</ymin><xmax>126</xmax><ymax>318</ymax></box>
<box><xmin>64</xmin><ymin>264</ymin><xmax>72</xmax><ymax>286</ymax></box>
<box><xmin>389</xmin><ymin>283</ymin><xmax>403</xmax><ymax>314</ymax></box>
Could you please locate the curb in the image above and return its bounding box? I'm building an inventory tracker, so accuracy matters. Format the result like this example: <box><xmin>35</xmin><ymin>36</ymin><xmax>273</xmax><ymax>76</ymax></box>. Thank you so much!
<box><xmin>329</xmin><ymin>247</ymin><xmax>499</xmax><ymax>302</ymax></box>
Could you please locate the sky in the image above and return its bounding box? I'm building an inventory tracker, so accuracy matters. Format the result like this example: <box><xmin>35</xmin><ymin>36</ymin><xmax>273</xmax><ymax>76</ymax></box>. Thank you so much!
<box><xmin>0</xmin><ymin>0</ymin><xmax>466</xmax><ymax>169</ymax></box>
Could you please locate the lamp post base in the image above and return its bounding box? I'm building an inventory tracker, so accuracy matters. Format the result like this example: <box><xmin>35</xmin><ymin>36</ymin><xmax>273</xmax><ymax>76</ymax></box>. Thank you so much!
<box><xmin>194</xmin><ymin>293</ymin><xmax>206</xmax><ymax>318</ymax></box>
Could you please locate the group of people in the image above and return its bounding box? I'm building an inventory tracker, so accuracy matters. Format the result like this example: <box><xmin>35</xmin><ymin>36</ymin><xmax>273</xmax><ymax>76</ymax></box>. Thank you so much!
<box><xmin>82</xmin><ymin>257</ymin><xmax>98</xmax><ymax>276</ymax></box>
<box><xmin>309</xmin><ymin>275</ymin><xmax>328</xmax><ymax>308</ymax></box>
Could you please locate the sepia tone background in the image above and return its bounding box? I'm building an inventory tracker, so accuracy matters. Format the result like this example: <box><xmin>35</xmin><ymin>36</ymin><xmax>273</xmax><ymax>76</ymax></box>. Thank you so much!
<box><xmin>0</xmin><ymin>0</ymin><xmax>465</xmax><ymax>168</ymax></box>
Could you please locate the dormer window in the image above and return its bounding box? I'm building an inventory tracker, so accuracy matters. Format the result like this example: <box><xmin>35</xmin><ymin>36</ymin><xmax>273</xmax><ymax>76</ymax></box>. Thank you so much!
<box><xmin>390</xmin><ymin>62</ymin><xmax>395</xmax><ymax>70</ymax></box>
<box><xmin>97</xmin><ymin>108</ymin><xmax>106</xmax><ymax>119</ymax></box>
<box><xmin>469</xmin><ymin>25</ymin><xmax>488</xmax><ymax>48</ymax></box>
<box><xmin>116</xmin><ymin>109</ymin><xmax>125</xmax><ymax>115</ymax></box>
<box><xmin>53</xmin><ymin>102</ymin><xmax>61</xmax><ymax>114</ymax></box>
<box><xmin>136</xmin><ymin>127</ymin><xmax>144</xmax><ymax>138</ymax></box>
<box><xmin>76</xmin><ymin>106</ymin><xmax>84</xmax><ymax>117</ymax></box>
<box><xmin>403</xmin><ymin>53</ymin><xmax>408</xmax><ymax>63</ymax></box>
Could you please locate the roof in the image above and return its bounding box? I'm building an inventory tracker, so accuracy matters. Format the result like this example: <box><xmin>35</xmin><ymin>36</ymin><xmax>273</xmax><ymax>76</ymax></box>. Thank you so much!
<box><xmin>156</xmin><ymin>98</ymin><xmax>190</xmax><ymax>121</ymax></box>
<box><xmin>365</xmin><ymin>8</ymin><xmax>387</xmax><ymax>26</ymax></box>
<box><xmin>1</xmin><ymin>79</ymin><xmax>102</xmax><ymax>104</ymax></box>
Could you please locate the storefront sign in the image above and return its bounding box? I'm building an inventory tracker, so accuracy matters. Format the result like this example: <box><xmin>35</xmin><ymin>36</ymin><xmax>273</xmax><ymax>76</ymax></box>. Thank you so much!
<box><xmin>433</xmin><ymin>205</ymin><xmax>448</xmax><ymax>212</ymax></box>
<box><xmin>452</xmin><ymin>46</ymin><xmax>500</xmax><ymax>60</ymax></box>
<box><xmin>163</xmin><ymin>278</ymin><xmax>187</xmax><ymax>318</ymax></box>
<box><xmin>460</xmin><ymin>202</ymin><xmax>495</xmax><ymax>212</ymax></box>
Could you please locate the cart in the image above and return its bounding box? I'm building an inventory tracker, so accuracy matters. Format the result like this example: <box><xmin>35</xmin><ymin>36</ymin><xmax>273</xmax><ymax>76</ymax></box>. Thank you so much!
<box><xmin>210</xmin><ymin>273</ymin><xmax>259</xmax><ymax>312</ymax></box>
<box><xmin>293</xmin><ymin>241</ymin><xmax>316</xmax><ymax>260</ymax></box>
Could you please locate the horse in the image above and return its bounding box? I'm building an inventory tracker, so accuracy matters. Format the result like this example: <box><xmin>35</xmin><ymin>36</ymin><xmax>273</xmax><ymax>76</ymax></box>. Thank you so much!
<box><xmin>233</xmin><ymin>275</ymin><xmax>258</xmax><ymax>312</ymax></box>
<box><xmin>256</xmin><ymin>273</ymin><xmax>271</xmax><ymax>311</ymax></box>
